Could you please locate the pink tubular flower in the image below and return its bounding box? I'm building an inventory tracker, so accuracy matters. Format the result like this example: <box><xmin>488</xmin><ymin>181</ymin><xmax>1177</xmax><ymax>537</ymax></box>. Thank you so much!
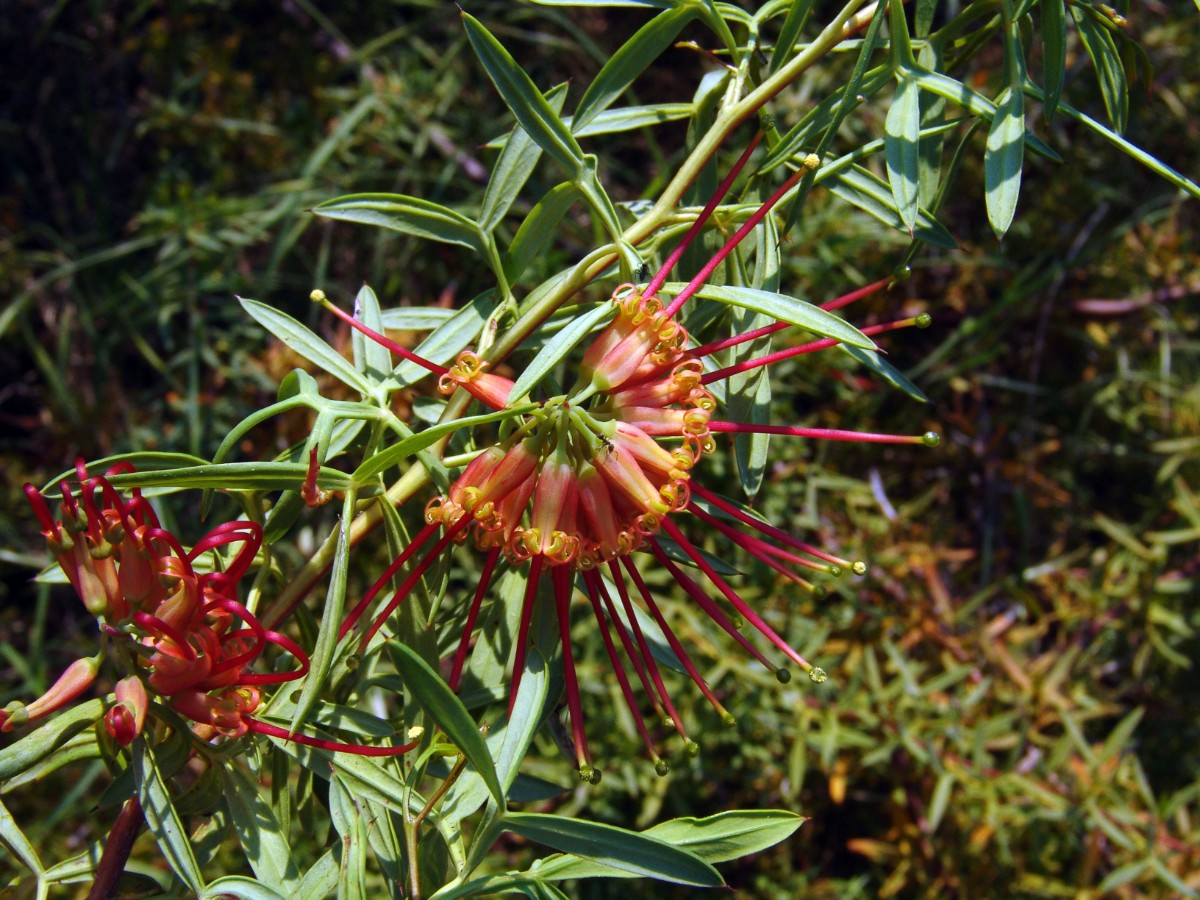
<box><xmin>17</xmin><ymin>463</ymin><xmax>415</xmax><ymax>757</ymax></box>
<box><xmin>335</xmin><ymin>134</ymin><xmax>940</xmax><ymax>781</ymax></box>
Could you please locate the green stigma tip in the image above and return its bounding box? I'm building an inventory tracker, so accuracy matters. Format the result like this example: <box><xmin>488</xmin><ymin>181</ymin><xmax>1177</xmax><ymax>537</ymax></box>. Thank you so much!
<box><xmin>578</xmin><ymin>765</ymin><xmax>602</xmax><ymax>785</ymax></box>
<box><xmin>809</xmin><ymin>667</ymin><xmax>828</xmax><ymax>684</ymax></box>
<box><xmin>345</xmin><ymin>655</ymin><xmax>360</xmax><ymax>670</ymax></box>
<box><xmin>811</xmin><ymin>585</ymin><xmax>828</xmax><ymax>600</ymax></box>
<box><xmin>662</xmin><ymin>716</ymin><xmax>675</xmax><ymax>729</ymax></box>
<box><xmin>655</xmin><ymin>759</ymin><xmax>670</xmax><ymax>777</ymax></box>
<box><xmin>722</xmin><ymin>713</ymin><xmax>737</xmax><ymax>728</ymax></box>
<box><xmin>684</xmin><ymin>740</ymin><xmax>700</xmax><ymax>758</ymax></box>
<box><xmin>915</xmin><ymin>313</ymin><xmax>932</xmax><ymax>328</ymax></box>
<box><xmin>922</xmin><ymin>431</ymin><xmax>941</xmax><ymax>447</ymax></box>
<box><xmin>894</xmin><ymin>264</ymin><xmax>912</xmax><ymax>280</ymax></box>
<box><xmin>828</xmin><ymin>565</ymin><xmax>842</xmax><ymax>577</ymax></box>
<box><xmin>775</xmin><ymin>667</ymin><xmax>792</xmax><ymax>684</ymax></box>
<box><xmin>852</xmin><ymin>561</ymin><xmax>867</xmax><ymax>576</ymax></box>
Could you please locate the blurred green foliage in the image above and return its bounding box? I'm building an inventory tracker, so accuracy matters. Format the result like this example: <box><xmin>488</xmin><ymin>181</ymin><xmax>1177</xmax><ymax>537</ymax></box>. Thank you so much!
<box><xmin>2</xmin><ymin>1</ymin><xmax>1197</xmax><ymax>896</ymax></box>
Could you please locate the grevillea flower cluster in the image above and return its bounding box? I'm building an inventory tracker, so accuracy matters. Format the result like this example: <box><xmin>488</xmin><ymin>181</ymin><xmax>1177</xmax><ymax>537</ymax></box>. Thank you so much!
<box><xmin>9</xmin><ymin>462</ymin><xmax>416</xmax><ymax>756</ymax></box>
<box><xmin>326</xmin><ymin>138</ymin><xmax>939</xmax><ymax>781</ymax></box>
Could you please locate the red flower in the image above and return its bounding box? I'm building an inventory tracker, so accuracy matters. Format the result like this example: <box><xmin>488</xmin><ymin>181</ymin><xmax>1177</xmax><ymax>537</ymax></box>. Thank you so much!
<box><xmin>16</xmin><ymin>463</ymin><xmax>415</xmax><ymax>756</ymax></box>
<box><xmin>333</xmin><ymin>139</ymin><xmax>939</xmax><ymax>780</ymax></box>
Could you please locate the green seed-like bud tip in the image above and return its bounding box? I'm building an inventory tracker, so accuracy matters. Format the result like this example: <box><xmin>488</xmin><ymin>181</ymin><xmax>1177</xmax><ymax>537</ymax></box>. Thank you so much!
<box><xmin>922</xmin><ymin>431</ymin><xmax>941</xmax><ymax>447</ymax></box>
<box><xmin>684</xmin><ymin>739</ymin><xmax>700</xmax><ymax>758</ymax></box>
<box><xmin>655</xmin><ymin>759</ymin><xmax>670</xmax><ymax>777</ymax></box>
<box><xmin>915</xmin><ymin>313</ymin><xmax>932</xmax><ymax>328</ymax></box>
<box><xmin>775</xmin><ymin>667</ymin><xmax>792</xmax><ymax>684</ymax></box>
<box><xmin>809</xmin><ymin>667</ymin><xmax>828</xmax><ymax>684</ymax></box>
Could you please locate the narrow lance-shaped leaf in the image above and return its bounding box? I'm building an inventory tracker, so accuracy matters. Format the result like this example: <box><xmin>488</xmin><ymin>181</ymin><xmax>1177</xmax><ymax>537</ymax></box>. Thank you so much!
<box><xmin>504</xmin><ymin>812</ymin><xmax>724</xmax><ymax>887</ymax></box>
<box><xmin>479</xmin><ymin>83</ymin><xmax>569</xmax><ymax>234</ymax></box>
<box><xmin>388</xmin><ymin>641</ymin><xmax>506</xmax><ymax>810</ymax></box>
<box><xmin>532</xmin><ymin>810</ymin><xmax>807</xmax><ymax>881</ymax></box>
<box><xmin>1041</xmin><ymin>0</ymin><xmax>1066</xmax><ymax>121</ymax></box>
<box><xmin>461</xmin><ymin>13</ymin><xmax>586</xmax><ymax>176</ymax></box>
<box><xmin>1070</xmin><ymin>3</ymin><xmax>1128</xmax><ymax>134</ymax></box>
<box><xmin>985</xmin><ymin>3</ymin><xmax>1027</xmax><ymax>240</ymax></box>
<box><xmin>104</xmin><ymin>462</ymin><xmax>351</xmax><ymax>493</ymax></box>
<box><xmin>392</xmin><ymin>289</ymin><xmax>502</xmax><ymax>387</ymax></box>
<box><xmin>132</xmin><ymin>738</ymin><xmax>204</xmax><ymax>893</ymax></box>
<box><xmin>350</xmin><ymin>284</ymin><xmax>391</xmax><ymax>382</ymax></box>
<box><xmin>1021</xmin><ymin>85</ymin><xmax>1200</xmax><ymax>200</ymax></box>
<box><xmin>510</xmin><ymin>302</ymin><xmax>615</xmax><ymax>401</ymax></box>
<box><xmin>572</xmin><ymin>6</ymin><xmax>701</xmax><ymax>134</ymax></box>
<box><xmin>219</xmin><ymin>766</ymin><xmax>302</xmax><ymax>891</ymax></box>
<box><xmin>823</xmin><ymin>165</ymin><xmax>958</xmax><ymax>249</ymax></box>
<box><xmin>505</xmin><ymin>183</ymin><xmax>581</xmax><ymax>284</ymax></box>
<box><xmin>0</xmin><ymin>796</ymin><xmax>44</xmax><ymax>878</ymax></box>
<box><xmin>661</xmin><ymin>283</ymin><xmax>876</xmax><ymax>349</ymax></box>
<box><xmin>313</xmin><ymin>194</ymin><xmax>486</xmax><ymax>252</ymax></box>
<box><xmin>885</xmin><ymin>69</ymin><xmax>922</xmax><ymax>236</ymax></box>
<box><xmin>352</xmin><ymin>404</ymin><xmax>536</xmax><ymax>484</ymax></box>
<box><xmin>239</xmin><ymin>297</ymin><xmax>373</xmax><ymax>396</ymax></box>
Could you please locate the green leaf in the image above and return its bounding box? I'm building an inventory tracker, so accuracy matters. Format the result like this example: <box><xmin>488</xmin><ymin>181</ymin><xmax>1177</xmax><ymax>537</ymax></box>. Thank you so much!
<box><xmin>567</xmin><ymin>104</ymin><xmax>694</xmax><ymax>138</ymax></box>
<box><xmin>908</xmin><ymin>68</ymin><xmax>1061</xmax><ymax>162</ymax></box>
<box><xmin>1040</xmin><ymin>0</ymin><xmax>1066</xmax><ymax>121</ymax></box>
<box><xmin>350</xmin><ymin>284</ymin><xmax>392</xmax><ymax>382</ymax></box>
<box><xmin>199</xmin><ymin>878</ymin><xmax>286</xmax><ymax>900</ymax></box>
<box><xmin>287</xmin><ymin>491</ymin><xmax>356</xmax><ymax>736</ymax></box>
<box><xmin>840</xmin><ymin>344</ymin><xmax>929</xmax><ymax>403</ymax></box>
<box><xmin>220</xmin><ymin>765</ymin><xmax>301</xmax><ymax>891</ymax></box>
<box><xmin>103</xmin><ymin>461</ymin><xmax>350</xmax><ymax>493</ymax></box>
<box><xmin>352</xmin><ymin>404</ymin><xmax>535</xmax><ymax>484</ymax></box>
<box><xmin>573</xmin><ymin>7</ymin><xmax>701</xmax><ymax>134</ymax></box>
<box><xmin>267</xmin><ymin>734</ymin><xmax>423</xmax><ymax>818</ymax></box>
<box><xmin>0</xmin><ymin>796</ymin><xmax>44</xmax><ymax>877</ymax></box>
<box><xmin>823</xmin><ymin>165</ymin><xmax>958</xmax><ymax>249</ymax></box>
<box><xmin>506</xmin><ymin>184</ymin><xmax>581</xmax><ymax>284</ymax></box>
<box><xmin>480</xmin><ymin>83</ymin><xmax>569</xmax><ymax>234</ymax></box>
<box><xmin>239</xmin><ymin>297</ymin><xmax>373</xmax><ymax>395</ymax></box>
<box><xmin>1021</xmin><ymin>85</ymin><xmax>1200</xmax><ymax>200</ymax></box>
<box><xmin>462</xmin><ymin>13</ymin><xmax>586</xmax><ymax>177</ymax></box>
<box><xmin>510</xmin><ymin>302</ymin><xmax>614</xmax><ymax>401</ymax></box>
<box><xmin>926</xmin><ymin>771</ymin><xmax>955</xmax><ymax>833</ymax></box>
<box><xmin>443</xmin><ymin>649</ymin><xmax>551</xmax><ymax>825</ymax></box>
<box><xmin>314</xmin><ymin>193</ymin><xmax>485</xmax><ymax>252</ymax></box>
<box><xmin>886</xmin><ymin>0</ymin><xmax>917</xmax><ymax>70</ymax></box>
<box><xmin>664</xmin><ymin>283</ymin><xmax>875</xmax><ymax>349</ymax></box>
<box><xmin>392</xmin><ymin>290</ymin><xmax>502</xmax><ymax>388</ymax></box>
<box><xmin>329</xmin><ymin>777</ymin><xmax>368</xmax><ymax>900</ymax></box>
<box><xmin>380</xmin><ymin>307</ymin><xmax>457</xmax><ymax>330</ymax></box>
<box><xmin>984</xmin><ymin>87</ymin><xmax>1025</xmax><ymax>240</ymax></box>
<box><xmin>759</xmin><ymin>68</ymin><xmax>892</xmax><ymax>175</ymax></box>
<box><xmin>388</xmin><ymin>641</ymin><xmax>506</xmax><ymax>810</ymax></box>
<box><xmin>505</xmin><ymin>812</ymin><xmax>724</xmax><ymax>887</ymax></box>
<box><xmin>132</xmin><ymin>737</ymin><xmax>204</xmax><ymax>893</ymax></box>
<box><xmin>0</xmin><ymin>698</ymin><xmax>105</xmax><ymax>781</ymax></box>
<box><xmin>1070</xmin><ymin>4</ymin><xmax>1128</xmax><ymax>134</ymax></box>
<box><xmin>768</xmin><ymin>0</ymin><xmax>815</xmax><ymax>73</ymax></box>
<box><xmin>885</xmin><ymin>69</ymin><xmax>922</xmax><ymax>235</ymax></box>
<box><xmin>528</xmin><ymin>0</ymin><xmax>672</xmax><ymax>8</ymax></box>
<box><xmin>292</xmin><ymin>849</ymin><xmax>339</xmax><ymax>899</ymax></box>
<box><xmin>431</xmin><ymin>873</ymin><xmax>571</xmax><ymax>900</ymax></box>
